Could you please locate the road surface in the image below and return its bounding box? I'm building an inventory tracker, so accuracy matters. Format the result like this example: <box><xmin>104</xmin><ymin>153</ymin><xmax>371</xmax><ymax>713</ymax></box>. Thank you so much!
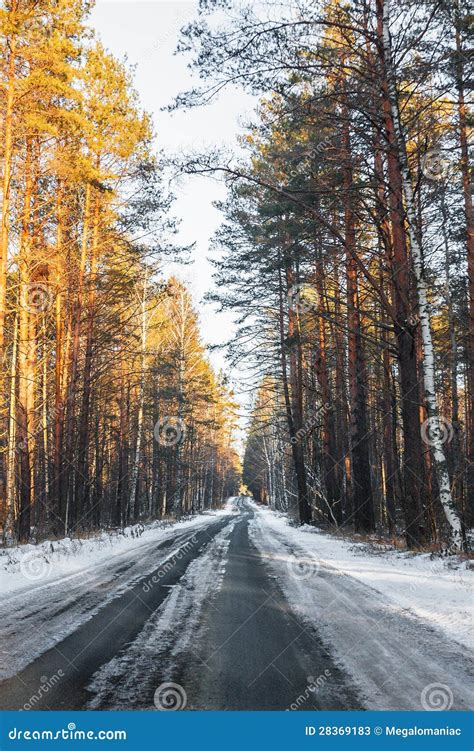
<box><xmin>0</xmin><ymin>499</ymin><xmax>472</xmax><ymax>711</ymax></box>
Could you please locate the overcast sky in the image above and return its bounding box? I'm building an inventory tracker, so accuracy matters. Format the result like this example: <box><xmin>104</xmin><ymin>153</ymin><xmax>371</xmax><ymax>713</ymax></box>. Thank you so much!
<box><xmin>90</xmin><ymin>1</ymin><xmax>256</xmax><ymax>434</ymax></box>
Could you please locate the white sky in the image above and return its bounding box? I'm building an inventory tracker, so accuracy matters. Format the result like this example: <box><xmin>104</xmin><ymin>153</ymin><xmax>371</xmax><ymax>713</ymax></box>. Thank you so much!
<box><xmin>90</xmin><ymin>0</ymin><xmax>256</xmax><ymax>435</ymax></box>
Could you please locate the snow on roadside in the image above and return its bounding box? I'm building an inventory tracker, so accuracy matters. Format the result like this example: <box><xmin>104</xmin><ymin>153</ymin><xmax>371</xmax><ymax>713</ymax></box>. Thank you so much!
<box><xmin>86</xmin><ymin>516</ymin><xmax>238</xmax><ymax>709</ymax></box>
<box><xmin>249</xmin><ymin>501</ymin><xmax>473</xmax><ymax>649</ymax></box>
<box><xmin>0</xmin><ymin>501</ymin><xmax>238</xmax><ymax>680</ymax></box>
<box><xmin>0</xmin><ymin>500</ymin><xmax>238</xmax><ymax>598</ymax></box>
<box><xmin>248</xmin><ymin>501</ymin><xmax>474</xmax><ymax>710</ymax></box>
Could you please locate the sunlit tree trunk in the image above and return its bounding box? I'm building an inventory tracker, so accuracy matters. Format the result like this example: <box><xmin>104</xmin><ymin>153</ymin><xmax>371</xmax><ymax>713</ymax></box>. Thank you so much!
<box><xmin>4</xmin><ymin>314</ymin><xmax>18</xmax><ymax>541</ymax></box>
<box><xmin>17</xmin><ymin>137</ymin><xmax>36</xmax><ymax>542</ymax></box>
<box><xmin>0</xmin><ymin>0</ymin><xmax>17</xmax><ymax>366</ymax></box>
<box><xmin>64</xmin><ymin>182</ymin><xmax>91</xmax><ymax>533</ymax></box>
<box><xmin>0</xmin><ymin>1</ymin><xmax>18</xmax><ymax>512</ymax></box>
<box><xmin>53</xmin><ymin>186</ymin><xmax>66</xmax><ymax>524</ymax></box>
<box><xmin>77</xmin><ymin>189</ymin><xmax>100</xmax><ymax>522</ymax></box>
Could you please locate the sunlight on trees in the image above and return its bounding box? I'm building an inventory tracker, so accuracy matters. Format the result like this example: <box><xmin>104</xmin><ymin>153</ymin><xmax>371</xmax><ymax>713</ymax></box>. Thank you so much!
<box><xmin>0</xmin><ymin>0</ymin><xmax>240</xmax><ymax>542</ymax></box>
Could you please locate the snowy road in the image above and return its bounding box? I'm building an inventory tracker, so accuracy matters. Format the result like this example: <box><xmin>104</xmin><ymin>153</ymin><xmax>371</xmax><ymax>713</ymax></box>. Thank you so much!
<box><xmin>0</xmin><ymin>499</ymin><xmax>472</xmax><ymax>711</ymax></box>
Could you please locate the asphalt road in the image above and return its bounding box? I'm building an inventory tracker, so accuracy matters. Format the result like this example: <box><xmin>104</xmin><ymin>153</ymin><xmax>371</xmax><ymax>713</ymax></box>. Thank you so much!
<box><xmin>180</xmin><ymin>502</ymin><xmax>360</xmax><ymax>709</ymax></box>
<box><xmin>0</xmin><ymin>518</ymin><xmax>231</xmax><ymax>710</ymax></box>
<box><xmin>0</xmin><ymin>501</ymin><xmax>359</xmax><ymax>710</ymax></box>
<box><xmin>4</xmin><ymin>499</ymin><xmax>470</xmax><ymax>711</ymax></box>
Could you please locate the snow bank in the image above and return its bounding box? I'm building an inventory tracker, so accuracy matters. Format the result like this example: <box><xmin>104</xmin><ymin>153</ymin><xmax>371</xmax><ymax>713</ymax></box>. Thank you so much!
<box><xmin>249</xmin><ymin>502</ymin><xmax>473</xmax><ymax>649</ymax></box>
<box><xmin>0</xmin><ymin>503</ymin><xmax>237</xmax><ymax>599</ymax></box>
<box><xmin>0</xmin><ymin>503</ymin><xmax>237</xmax><ymax>680</ymax></box>
<box><xmin>248</xmin><ymin>502</ymin><xmax>474</xmax><ymax>710</ymax></box>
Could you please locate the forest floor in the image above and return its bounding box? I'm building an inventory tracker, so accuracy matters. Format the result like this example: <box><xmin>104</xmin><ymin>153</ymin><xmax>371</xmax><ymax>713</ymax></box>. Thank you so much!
<box><xmin>0</xmin><ymin>498</ymin><xmax>472</xmax><ymax>711</ymax></box>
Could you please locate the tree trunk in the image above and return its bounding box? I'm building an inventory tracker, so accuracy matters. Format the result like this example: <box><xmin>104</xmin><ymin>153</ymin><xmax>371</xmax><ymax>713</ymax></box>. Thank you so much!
<box><xmin>381</xmin><ymin>0</ymin><xmax>465</xmax><ymax>550</ymax></box>
<box><xmin>342</xmin><ymin>115</ymin><xmax>375</xmax><ymax>533</ymax></box>
<box><xmin>128</xmin><ymin>270</ymin><xmax>148</xmax><ymax>522</ymax></box>
<box><xmin>314</xmin><ymin>228</ymin><xmax>342</xmax><ymax>524</ymax></box>
<box><xmin>376</xmin><ymin>0</ymin><xmax>428</xmax><ymax>547</ymax></box>
<box><xmin>278</xmin><ymin>259</ymin><xmax>311</xmax><ymax>524</ymax></box>
<box><xmin>453</xmin><ymin>3</ymin><xmax>474</xmax><ymax>517</ymax></box>
<box><xmin>64</xmin><ymin>182</ymin><xmax>91</xmax><ymax>533</ymax></box>
<box><xmin>76</xmin><ymin>189</ymin><xmax>100</xmax><ymax>523</ymax></box>
<box><xmin>0</xmin><ymin>4</ymin><xmax>17</xmax><ymax>509</ymax></box>
<box><xmin>4</xmin><ymin>314</ymin><xmax>18</xmax><ymax>541</ymax></box>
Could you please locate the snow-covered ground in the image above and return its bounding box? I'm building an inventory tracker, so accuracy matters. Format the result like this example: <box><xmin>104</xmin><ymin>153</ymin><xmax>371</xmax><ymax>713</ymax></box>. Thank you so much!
<box><xmin>248</xmin><ymin>501</ymin><xmax>472</xmax><ymax>649</ymax></box>
<box><xmin>2</xmin><ymin>497</ymin><xmax>472</xmax><ymax>711</ymax></box>
<box><xmin>0</xmin><ymin>503</ymin><xmax>236</xmax><ymax>598</ymax></box>
<box><xmin>0</xmin><ymin>503</ymin><xmax>237</xmax><ymax>679</ymax></box>
<box><xmin>248</xmin><ymin>501</ymin><xmax>474</xmax><ymax>710</ymax></box>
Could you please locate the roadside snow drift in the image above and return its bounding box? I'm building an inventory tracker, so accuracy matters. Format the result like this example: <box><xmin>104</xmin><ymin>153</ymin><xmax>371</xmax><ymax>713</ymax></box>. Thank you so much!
<box><xmin>248</xmin><ymin>502</ymin><xmax>474</xmax><ymax>710</ymax></box>
<box><xmin>0</xmin><ymin>504</ymin><xmax>237</xmax><ymax>679</ymax></box>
